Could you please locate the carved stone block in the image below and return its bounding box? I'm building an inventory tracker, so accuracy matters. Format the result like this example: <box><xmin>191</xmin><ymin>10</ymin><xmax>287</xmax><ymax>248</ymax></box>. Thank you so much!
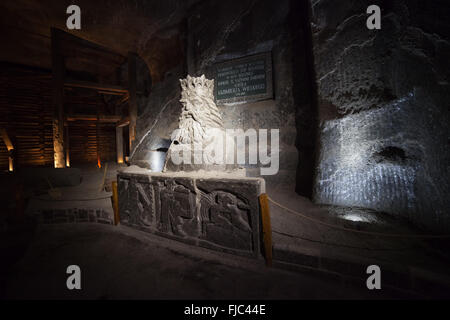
<box><xmin>117</xmin><ymin>171</ymin><xmax>264</xmax><ymax>258</ymax></box>
<box><xmin>197</xmin><ymin>179</ymin><xmax>260</xmax><ymax>255</ymax></box>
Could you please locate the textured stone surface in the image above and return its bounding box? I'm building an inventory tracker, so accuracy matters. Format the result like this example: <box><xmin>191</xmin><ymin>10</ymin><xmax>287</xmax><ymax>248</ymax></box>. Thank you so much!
<box><xmin>162</xmin><ymin>75</ymin><xmax>240</xmax><ymax>172</ymax></box>
<box><xmin>118</xmin><ymin>171</ymin><xmax>264</xmax><ymax>258</ymax></box>
<box><xmin>0</xmin><ymin>0</ymin><xmax>193</xmax><ymax>82</ymax></box>
<box><xmin>130</xmin><ymin>0</ymin><xmax>314</xmax><ymax>193</ymax></box>
<box><xmin>34</xmin><ymin>208</ymin><xmax>113</xmax><ymax>225</ymax></box>
<box><xmin>312</xmin><ymin>0</ymin><xmax>450</xmax><ymax>231</ymax></box>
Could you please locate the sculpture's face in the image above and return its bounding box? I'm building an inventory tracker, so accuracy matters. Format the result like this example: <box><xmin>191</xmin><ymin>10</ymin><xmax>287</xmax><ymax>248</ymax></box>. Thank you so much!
<box><xmin>181</xmin><ymin>95</ymin><xmax>205</xmax><ymax>119</ymax></box>
<box><xmin>181</xmin><ymin>96</ymin><xmax>198</xmax><ymax>110</ymax></box>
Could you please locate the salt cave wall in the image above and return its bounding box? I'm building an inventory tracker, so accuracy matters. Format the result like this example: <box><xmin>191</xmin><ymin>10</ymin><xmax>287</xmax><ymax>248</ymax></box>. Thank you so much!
<box><xmin>312</xmin><ymin>0</ymin><xmax>450</xmax><ymax>232</ymax></box>
<box><xmin>132</xmin><ymin>0</ymin><xmax>315</xmax><ymax>192</ymax></box>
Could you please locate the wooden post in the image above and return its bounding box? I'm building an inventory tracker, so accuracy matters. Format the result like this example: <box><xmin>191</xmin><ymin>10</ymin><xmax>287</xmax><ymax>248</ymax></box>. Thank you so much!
<box><xmin>96</xmin><ymin>113</ymin><xmax>101</xmax><ymax>168</ymax></box>
<box><xmin>65</xmin><ymin>125</ymin><xmax>70</xmax><ymax>167</ymax></box>
<box><xmin>51</xmin><ymin>28</ymin><xmax>66</xmax><ymax>168</ymax></box>
<box><xmin>128</xmin><ymin>52</ymin><xmax>137</xmax><ymax>153</ymax></box>
<box><xmin>116</xmin><ymin>126</ymin><xmax>124</xmax><ymax>164</ymax></box>
<box><xmin>259</xmin><ymin>193</ymin><xmax>273</xmax><ymax>267</ymax></box>
<box><xmin>112</xmin><ymin>181</ymin><xmax>119</xmax><ymax>225</ymax></box>
<box><xmin>0</xmin><ymin>128</ymin><xmax>14</xmax><ymax>171</ymax></box>
<box><xmin>8</xmin><ymin>153</ymin><xmax>14</xmax><ymax>172</ymax></box>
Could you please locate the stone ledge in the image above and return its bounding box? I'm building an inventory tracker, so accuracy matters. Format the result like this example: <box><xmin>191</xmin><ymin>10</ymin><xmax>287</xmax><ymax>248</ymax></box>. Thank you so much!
<box><xmin>33</xmin><ymin>208</ymin><xmax>114</xmax><ymax>225</ymax></box>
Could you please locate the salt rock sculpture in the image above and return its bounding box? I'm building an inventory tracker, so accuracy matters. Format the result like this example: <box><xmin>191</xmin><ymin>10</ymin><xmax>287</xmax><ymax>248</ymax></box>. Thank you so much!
<box><xmin>163</xmin><ymin>75</ymin><xmax>238</xmax><ymax>172</ymax></box>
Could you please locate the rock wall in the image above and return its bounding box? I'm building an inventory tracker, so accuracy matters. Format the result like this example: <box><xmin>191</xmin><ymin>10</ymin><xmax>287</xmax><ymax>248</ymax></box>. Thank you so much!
<box><xmin>312</xmin><ymin>0</ymin><xmax>450</xmax><ymax>231</ymax></box>
<box><xmin>132</xmin><ymin>0</ymin><xmax>315</xmax><ymax>192</ymax></box>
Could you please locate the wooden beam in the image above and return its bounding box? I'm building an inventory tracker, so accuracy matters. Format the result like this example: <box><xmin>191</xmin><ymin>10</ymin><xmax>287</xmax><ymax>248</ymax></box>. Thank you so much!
<box><xmin>96</xmin><ymin>113</ymin><xmax>101</xmax><ymax>168</ymax></box>
<box><xmin>120</xmin><ymin>93</ymin><xmax>130</xmax><ymax>104</ymax></box>
<box><xmin>65</xmin><ymin>125</ymin><xmax>70</xmax><ymax>167</ymax></box>
<box><xmin>0</xmin><ymin>128</ymin><xmax>15</xmax><ymax>172</ymax></box>
<box><xmin>116</xmin><ymin>117</ymin><xmax>130</xmax><ymax>128</ymax></box>
<box><xmin>112</xmin><ymin>181</ymin><xmax>120</xmax><ymax>225</ymax></box>
<box><xmin>116</xmin><ymin>126</ymin><xmax>124</xmax><ymax>164</ymax></box>
<box><xmin>128</xmin><ymin>52</ymin><xmax>138</xmax><ymax>152</ymax></box>
<box><xmin>64</xmin><ymin>80</ymin><xmax>128</xmax><ymax>95</ymax></box>
<box><xmin>57</xmin><ymin>29</ymin><xmax>126</xmax><ymax>66</ymax></box>
<box><xmin>98</xmin><ymin>90</ymin><xmax>125</xmax><ymax>96</ymax></box>
<box><xmin>259</xmin><ymin>193</ymin><xmax>273</xmax><ymax>267</ymax></box>
<box><xmin>51</xmin><ymin>28</ymin><xmax>66</xmax><ymax>168</ymax></box>
<box><xmin>0</xmin><ymin>128</ymin><xmax>14</xmax><ymax>151</ymax></box>
<box><xmin>66</xmin><ymin>114</ymin><xmax>122</xmax><ymax>122</ymax></box>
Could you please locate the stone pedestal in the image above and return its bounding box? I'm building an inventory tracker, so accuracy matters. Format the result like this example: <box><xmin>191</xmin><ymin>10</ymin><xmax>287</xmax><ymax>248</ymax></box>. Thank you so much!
<box><xmin>117</xmin><ymin>170</ymin><xmax>265</xmax><ymax>258</ymax></box>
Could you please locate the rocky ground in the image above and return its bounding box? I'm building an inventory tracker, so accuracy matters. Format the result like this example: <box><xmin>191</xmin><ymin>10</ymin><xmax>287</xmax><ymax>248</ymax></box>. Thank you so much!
<box><xmin>1</xmin><ymin>163</ymin><xmax>449</xmax><ymax>299</ymax></box>
<box><xmin>0</xmin><ymin>222</ymin><xmax>420</xmax><ymax>300</ymax></box>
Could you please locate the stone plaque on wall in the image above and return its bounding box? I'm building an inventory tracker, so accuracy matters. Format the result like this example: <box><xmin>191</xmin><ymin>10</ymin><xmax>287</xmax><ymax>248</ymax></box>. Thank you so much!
<box><xmin>214</xmin><ymin>52</ymin><xmax>273</xmax><ymax>104</ymax></box>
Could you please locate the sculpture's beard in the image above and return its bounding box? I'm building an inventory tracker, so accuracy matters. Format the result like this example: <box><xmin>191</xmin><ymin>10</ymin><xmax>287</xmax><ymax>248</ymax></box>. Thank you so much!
<box><xmin>174</xmin><ymin>95</ymin><xmax>223</xmax><ymax>145</ymax></box>
<box><xmin>178</xmin><ymin>116</ymin><xmax>206</xmax><ymax>145</ymax></box>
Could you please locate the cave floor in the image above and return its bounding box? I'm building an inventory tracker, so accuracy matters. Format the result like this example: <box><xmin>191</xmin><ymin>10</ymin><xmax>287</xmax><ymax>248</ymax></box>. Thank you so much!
<box><xmin>2</xmin><ymin>164</ymin><xmax>449</xmax><ymax>299</ymax></box>
<box><xmin>267</xmin><ymin>184</ymin><xmax>450</xmax><ymax>298</ymax></box>
<box><xmin>0</xmin><ymin>222</ymin><xmax>424</xmax><ymax>300</ymax></box>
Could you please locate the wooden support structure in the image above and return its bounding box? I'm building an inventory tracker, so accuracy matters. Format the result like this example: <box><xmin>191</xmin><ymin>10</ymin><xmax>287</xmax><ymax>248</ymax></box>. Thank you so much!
<box><xmin>64</xmin><ymin>80</ymin><xmax>128</xmax><ymax>95</ymax></box>
<box><xmin>51</xmin><ymin>28</ymin><xmax>66</xmax><ymax>168</ymax></box>
<box><xmin>0</xmin><ymin>128</ymin><xmax>14</xmax><ymax>171</ymax></box>
<box><xmin>66</xmin><ymin>114</ymin><xmax>122</xmax><ymax>122</ymax></box>
<box><xmin>116</xmin><ymin>126</ymin><xmax>124</xmax><ymax>164</ymax></box>
<box><xmin>128</xmin><ymin>52</ymin><xmax>138</xmax><ymax>152</ymax></box>
<box><xmin>96</xmin><ymin>113</ymin><xmax>101</xmax><ymax>168</ymax></box>
<box><xmin>64</xmin><ymin>125</ymin><xmax>70</xmax><ymax>167</ymax></box>
<box><xmin>111</xmin><ymin>181</ymin><xmax>120</xmax><ymax>225</ymax></box>
<box><xmin>0</xmin><ymin>30</ymin><xmax>137</xmax><ymax>169</ymax></box>
<box><xmin>259</xmin><ymin>193</ymin><xmax>273</xmax><ymax>267</ymax></box>
<box><xmin>116</xmin><ymin>117</ymin><xmax>130</xmax><ymax>128</ymax></box>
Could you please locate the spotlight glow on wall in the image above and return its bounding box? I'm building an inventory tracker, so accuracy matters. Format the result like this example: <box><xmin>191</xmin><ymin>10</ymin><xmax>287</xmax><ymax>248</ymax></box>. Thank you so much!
<box><xmin>8</xmin><ymin>156</ymin><xmax>13</xmax><ymax>172</ymax></box>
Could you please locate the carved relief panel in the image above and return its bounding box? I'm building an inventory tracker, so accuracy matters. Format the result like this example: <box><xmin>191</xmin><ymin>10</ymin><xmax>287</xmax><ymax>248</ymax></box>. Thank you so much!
<box><xmin>118</xmin><ymin>173</ymin><xmax>263</xmax><ymax>258</ymax></box>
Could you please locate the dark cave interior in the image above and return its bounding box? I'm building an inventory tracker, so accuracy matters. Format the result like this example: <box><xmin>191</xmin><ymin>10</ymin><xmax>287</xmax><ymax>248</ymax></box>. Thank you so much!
<box><xmin>0</xmin><ymin>0</ymin><xmax>449</xmax><ymax>300</ymax></box>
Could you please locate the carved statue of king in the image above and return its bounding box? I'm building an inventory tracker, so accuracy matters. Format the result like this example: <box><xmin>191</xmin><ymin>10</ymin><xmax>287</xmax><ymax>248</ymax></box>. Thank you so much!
<box><xmin>163</xmin><ymin>75</ymin><xmax>239</xmax><ymax>173</ymax></box>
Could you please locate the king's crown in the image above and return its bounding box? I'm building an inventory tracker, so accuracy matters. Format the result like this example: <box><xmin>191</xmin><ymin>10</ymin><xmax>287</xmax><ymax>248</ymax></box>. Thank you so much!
<box><xmin>180</xmin><ymin>74</ymin><xmax>214</xmax><ymax>99</ymax></box>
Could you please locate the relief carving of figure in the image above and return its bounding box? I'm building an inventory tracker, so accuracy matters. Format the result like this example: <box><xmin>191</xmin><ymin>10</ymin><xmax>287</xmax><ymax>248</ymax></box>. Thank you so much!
<box><xmin>159</xmin><ymin>180</ymin><xmax>196</xmax><ymax>237</ymax></box>
<box><xmin>209</xmin><ymin>192</ymin><xmax>252</xmax><ymax>233</ymax></box>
